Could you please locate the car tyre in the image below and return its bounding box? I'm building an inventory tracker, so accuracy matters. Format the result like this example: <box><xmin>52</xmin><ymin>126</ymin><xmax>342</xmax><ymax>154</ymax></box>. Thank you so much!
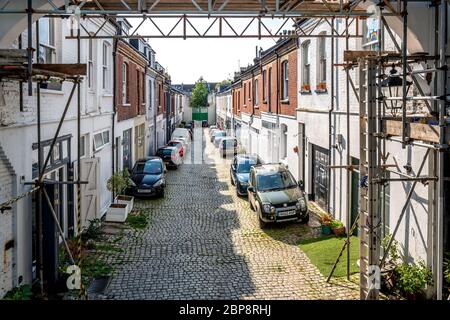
<box><xmin>257</xmin><ymin>210</ymin><xmax>267</xmax><ymax>228</ymax></box>
<box><xmin>230</xmin><ymin>175</ymin><xmax>235</xmax><ymax>186</ymax></box>
<box><xmin>159</xmin><ymin>189</ymin><xmax>165</xmax><ymax>198</ymax></box>
<box><xmin>299</xmin><ymin>213</ymin><xmax>310</xmax><ymax>224</ymax></box>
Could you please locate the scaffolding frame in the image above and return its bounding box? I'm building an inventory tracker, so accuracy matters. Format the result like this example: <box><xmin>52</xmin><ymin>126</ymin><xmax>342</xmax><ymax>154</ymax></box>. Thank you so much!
<box><xmin>0</xmin><ymin>0</ymin><xmax>447</xmax><ymax>301</ymax></box>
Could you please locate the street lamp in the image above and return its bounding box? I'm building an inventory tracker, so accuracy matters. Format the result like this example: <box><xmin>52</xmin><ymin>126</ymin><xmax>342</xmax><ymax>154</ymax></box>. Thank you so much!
<box><xmin>379</xmin><ymin>64</ymin><xmax>413</xmax><ymax>116</ymax></box>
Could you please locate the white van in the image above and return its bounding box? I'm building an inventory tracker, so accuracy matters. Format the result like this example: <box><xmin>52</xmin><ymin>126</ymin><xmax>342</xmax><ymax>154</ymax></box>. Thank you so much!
<box><xmin>171</xmin><ymin>128</ymin><xmax>191</xmax><ymax>144</ymax></box>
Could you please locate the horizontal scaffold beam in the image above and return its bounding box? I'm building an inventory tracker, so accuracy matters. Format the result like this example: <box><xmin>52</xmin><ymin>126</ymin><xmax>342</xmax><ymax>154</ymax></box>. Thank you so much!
<box><xmin>383</xmin><ymin>119</ymin><xmax>450</xmax><ymax>145</ymax></box>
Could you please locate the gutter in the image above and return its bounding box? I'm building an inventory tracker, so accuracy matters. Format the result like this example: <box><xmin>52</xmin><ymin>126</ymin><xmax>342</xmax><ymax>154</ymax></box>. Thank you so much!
<box><xmin>112</xmin><ymin>24</ymin><xmax>119</xmax><ymax>199</ymax></box>
<box><xmin>327</xmin><ymin>17</ymin><xmax>336</xmax><ymax>213</ymax></box>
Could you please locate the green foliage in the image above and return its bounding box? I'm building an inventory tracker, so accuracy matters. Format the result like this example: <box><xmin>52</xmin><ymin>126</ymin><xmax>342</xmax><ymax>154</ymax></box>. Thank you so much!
<box><xmin>127</xmin><ymin>211</ymin><xmax>149</xmax><ymax>229</ymax></box>
<box><xmin>215</xmin><ymin>79</ymin><xmax>231</xmax><ymax>90</ymax></box>
<box><xmin>330</xmin><ymin>219</ymin><xmax>343</xmax><ymax>229</ymax></box>
<box><xmin>106</xmin><ymin>170</ymin><xmax>130</xmax><ymax>195</ymax></box>
<box><xmin>444</xmin><ymin>252</ymin><xmax>450</xmax><ymax>288</ymax></box>
<box><xmin>382</xmin><ymin>234</ymin><xmax>401</xmax><ymax>264</ymax></box>
<box><xmin>394</xmin><ymin>261</ymin><xmax>433</xmax><ymax>296</ymax></box>
<box><xmin>2</xmin><ymin>285</ymin><xmax>33</xmax><ymax>300</ymax></box>
<box><xmin>319</xmin><ymin>213</ymin><xmax>333</xmax><ymax>226</ymax></box>
<box><xmin>81</xmin><ymin>218</ymin><xmax>104</xmax><ymax>242</ymax></box>
<box><xmin>190</xmin><ymin>78</ymin><xmax>209</xmax><ymax>108</ymax></box>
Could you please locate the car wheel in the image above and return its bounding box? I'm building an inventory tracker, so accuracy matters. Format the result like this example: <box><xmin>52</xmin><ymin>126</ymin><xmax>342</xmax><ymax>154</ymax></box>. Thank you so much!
<box><xmin>230</xmin><ymin>175</ymin><xmax>235</xmax><ymax>186</ymax></box>
<box><xmin>299</xmin><ymin>213</ymin><xmax>310</xmax><ymax>224</ymax></box>
<box><xmin>159</xmin><ymin>189</ymin><xmax>165</xmax><ymax>198</ymax></box>
<box><xmin>257</xmin><ymin>209</ymin><xmax>267</xmax><ymax>228</ymax></box>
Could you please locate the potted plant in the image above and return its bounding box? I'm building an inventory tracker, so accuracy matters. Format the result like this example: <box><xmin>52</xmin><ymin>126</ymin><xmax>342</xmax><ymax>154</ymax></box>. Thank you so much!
<box><xmin>394</xmin><ymin>261</ymin><xmax>433</xmax><ymax>300</ymax></box>
<box><xmin>319</xmin><ymin>213</ymin><xmax>333</xmax><ymax>235</ymax></box>
<box><xmin>105</xmin><ymin>170</ymin><xmax>130</xmax><ymax>222</ymax></box>
<box><xmin>114</xmin><ymin>170</ymin><xmax>134</xmax><ymax>214</ymax></box>
<box><xmin>330</xmin><ymin>219</ymin><xmax>346</xmax><ymax>236</ymax></box>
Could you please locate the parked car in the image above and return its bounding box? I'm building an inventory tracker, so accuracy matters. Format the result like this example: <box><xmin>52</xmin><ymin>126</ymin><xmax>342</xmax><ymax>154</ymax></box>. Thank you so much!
<box><xmin>213</xmin><ymin>134</ymin><xmax>227</xmax><ymax>148</ymax></box>
<box><xmin>209</xmin><ymin>125</ymin><xmax>217</xmax><ymax>133</ymax></box>
<box><xmin>230</xmin><ymin>154</ymin><xmax>263</xmax><ymax>195</ymax></box>
<box><xmin>167</xmin><ymin>139</ymin><xmax>185</xmax><ymax>157</ymax></box>
<box><xmin>171</xmin><ymin>128</ymin><xmax>192</xmax><ymax>144</ymax></box>
<box><xmin>172</xmin><ymin>137</ymin><xmax>189</xmax><ymax>154</ymax></box>
<box><xmin>127</xmin><ymin>157</ymin><xmax>167</xmax><ymax>198</ymax></box>
<box><xmin>202</xmin><ymin>120</ymin><xmax>208</xmax><ymax>127</ymax></box>
<box><xmin>156</xmin><ymin>146</ymin><xmax>182</xmax><ymax>169</ymax></box>
<box><xmin>247</xmin><ymin>164</ymin><xmax>309</xmax><ymax>227</ymax></box>
<box><xmin>219</xmin><ymin>137</ymin><xmax>238</xmax><ymax>157</ymax></box>
<box><xmin>211</xmin><ymin>130</ymin><xmax>226</xmax><ymax>143</ymax></box>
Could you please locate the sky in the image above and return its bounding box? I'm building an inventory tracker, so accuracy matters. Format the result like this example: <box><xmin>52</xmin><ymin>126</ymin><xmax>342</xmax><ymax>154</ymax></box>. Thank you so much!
<box><xmin>128</xmin><ymin>17</ymin><xmax>291</xmax><ymax>84</ymax></box>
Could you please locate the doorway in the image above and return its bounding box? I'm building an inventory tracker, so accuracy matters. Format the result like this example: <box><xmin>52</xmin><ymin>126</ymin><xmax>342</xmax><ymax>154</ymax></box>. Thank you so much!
<box><xmin>122</xmin><ymin>128</ymin><xmax>132</xmax><ymax>171</ymax></box>
<box><xmin>312</xmin><ymin>144</ymin><xmax>329</xmax><ymax>209</ymax></box>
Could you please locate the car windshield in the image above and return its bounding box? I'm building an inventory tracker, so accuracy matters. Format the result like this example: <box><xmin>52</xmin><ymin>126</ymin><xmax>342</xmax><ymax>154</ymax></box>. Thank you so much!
<box><xmin>216</xmin><ymin>132</ymin><xmax>225</xmax><ymax>137</ymax></box>
<box><xmin>133</xmin><ymin>161</ymin><xmax>162</xmax><ymax>175</ymax></box>
<box><xmin>256</xmin><ymin>171</ymin><xmax>297</xmax><ymax>192</ymax></box>
<box><xmin>168</xmin><ymin>141</ymin><xmax>181</xmax><ymax>147</ymax></box>
<box><xmin>158</xmin><ymin>149</ymin><xmax>173</xmax><ymax>156</ymax></box>
<box><xmin>236</xmin><ymin>159</ymin><xmax>257</xmax><ymax>173</ymax></box>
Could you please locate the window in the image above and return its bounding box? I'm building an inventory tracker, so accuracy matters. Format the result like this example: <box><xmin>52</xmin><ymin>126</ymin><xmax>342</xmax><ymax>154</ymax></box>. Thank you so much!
<box><xmin>282</xmin><ymin>61</ymin><xmax>289</xmax><ymax>100</ymax></box>
<box><xmin>88</xmin><ymin>37</ymin><xmax>94</xmax><ymax>89</ymax></box>
<box><xmin>238</xmin><ymin>91</ymin><xmax>241</xmax><ymax>111</ymax></box>
<box><xmin>248</xmin><ymin>82</ymin><xmax>251</xmax><ymax>101</ymax></box>
<box><xmin>302</xmin><ymin>41</ymin><xmax>311</xmax><ymax>91</ymax></box>
<box><xmin>254</xmin><ymin>79</ymin><xmax>259</xmax><ymax>106</ymax></box>
<box><xmin>317</xmin><ymin>33</ymin><xmax>327</xmax><ymax>89</ymax></box>
<box><xmin>94</xmin><ymin>130</ymin><xmax>110</xmax><ymax>151</ymax></box>
<box><xmin>148</xmin><ymin>80</ymin><xmax>153</xmax><ymax>109</ymax></box>
<box><xmin>262</xmin><ymin>70</ymin><xmax>267</xmax><ymax>101</ymax></box>
<box><xmin>102</xmin><ymin>42</ymin><xmax>110</xmax><ymax>90</ymax></box>
<box><xmin>122</xmin><ymin>63</ymin><xmax>129</xmax><ymax>104</ymax></box>
<box><xmin>243</xmin><ymin>83</ymin><xmax>246</xmax><ymax>105</ymax></box>
<box><xmin>38</xmin><ymin>18</ymin><xmax>55</xmax><ymax>63</ymax></box>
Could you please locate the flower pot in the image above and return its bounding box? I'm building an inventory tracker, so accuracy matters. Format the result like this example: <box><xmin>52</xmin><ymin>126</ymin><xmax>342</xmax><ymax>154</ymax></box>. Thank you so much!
<box><xmin>321</xmin><ymin>225</ymin><xmax>331</xmax><ymax>235</ymax></box>
<box><xmin>332</xmin><ymin>226</ymin><xmax>346</xmax><ymax>237</ymax></box>
<box><xmin>116</xmin><ymin>195</ymin><xmax>134</xmax><ymax>214</ymax></box>
<box><xmin>105</xmin><ymin>203</ymin><xmax>129</xmax><ymax>223</ymax></box>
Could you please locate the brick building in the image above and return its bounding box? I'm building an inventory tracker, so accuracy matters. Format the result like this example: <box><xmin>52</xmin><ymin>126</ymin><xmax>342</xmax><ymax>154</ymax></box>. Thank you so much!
<box><xmin>230</xmin><ymin>38</ymin><xmax>300</xmax><ymax>178</ymax></box>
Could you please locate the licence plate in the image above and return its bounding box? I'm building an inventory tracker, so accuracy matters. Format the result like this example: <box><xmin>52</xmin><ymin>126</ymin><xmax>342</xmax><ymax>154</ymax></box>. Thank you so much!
<box><xmin>277</xmin><ymin>210</ymin><xmax>296</xmax><ymax>217</ymax></box>
<box><xmin>138</xmin><ymin>189</ymin><xmax>153</xmax><ymax>193</ymax></box>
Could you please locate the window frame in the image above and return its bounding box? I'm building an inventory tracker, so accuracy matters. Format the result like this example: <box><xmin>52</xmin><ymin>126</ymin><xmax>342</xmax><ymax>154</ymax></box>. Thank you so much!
<box><xmin>282</xmin><ymin>60</ymin><xmax>289</xmax><ymax>101</ymax></box>
<box><xmin>102</xmin><ymin>42</ymin><xmax>111</xmax><ymax>91</ymax></box>
<box><xmin>262</xmin><ymin>70</ymin><xmax>267</xmax><ymax>102</ymax></box>
<box><xmin>122</xmin><ymin>62</ymin><xmax>129</xmax><ymax>105</ymax></box>
<box><xmin>93</xmin><ymin>130</ymin><xmax>111</xmax><ymax>152</ymax></box>
<box><xmin>38</xmin><ymin>18</ymin><xmax>55</xmax><ymax>64</ymax></box>
<box><xmin>317</xmin><ymin>33</ymin><xmax>327</xmax><ymax>90</ymax></box>
<box><xmin>301</xmin><ymin>41</ymin><xmax>311</xmax><ymax>92</ymax></box>
<box><xmin>88</xmin><ymin>36</ymin><xmax>94</xmax><ymax>89</ymax></box>
<box><xmin>254</xmin><ymin>79</ymin><xmax>259</xmax><ymax>106</ymax></box>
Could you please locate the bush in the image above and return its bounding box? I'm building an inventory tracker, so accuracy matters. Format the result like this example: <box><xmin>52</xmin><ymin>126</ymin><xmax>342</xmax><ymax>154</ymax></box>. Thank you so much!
<box><xmin>319</xmin><ymin>213</ymin><xmax>333</xmax><ymax>226</ymax></box>
<box><xmin>330</xmin><ymin>220</ymin><xmax>343</xmax><ymax>229</ymax></box>
<box><xmin>106</xmin><ymin>170</ymin><xmax>130</xmax><ymax>196</ymax></box>
<box><xmin>2</xmin><ymin>285</ymin><xmax>33</xmax><ymax>300</ymax></box>
<box><xmin>394</xmin><ymin>261</ymin><xmax>433</xmax><ymax>297</ymax></box>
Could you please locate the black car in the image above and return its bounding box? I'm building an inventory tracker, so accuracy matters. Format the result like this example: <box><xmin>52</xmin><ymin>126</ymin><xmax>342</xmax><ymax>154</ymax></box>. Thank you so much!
<box><xmin>156</xmin><ymin>146</ymin><xmax>182</xmax><ymax>169</ymax></box>
<box><xmin>230</xmin><ymin>154</ymin><xmax>263</xmax><ymax>195</ymax></box>
<box><xmin>247</xmin><ymin>164</ymin><xmax>309</xmax><ymax>227</ymax></box>
<box><xmin>127</xmin><ymin>157</ymin><xmax>167</xmax><ymax>197</ymax></box>
<box><xmin>202</xmin><ymin>120</ymin><xmax>208</xmax><ymax>127</ymax></box>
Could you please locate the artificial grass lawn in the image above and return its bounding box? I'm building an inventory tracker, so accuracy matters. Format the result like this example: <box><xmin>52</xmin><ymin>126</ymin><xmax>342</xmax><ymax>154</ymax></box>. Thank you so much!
<box><xmin>299</xmin><ymin>235</ymin><xmax>359</xmax><ymax>278</ymax></box>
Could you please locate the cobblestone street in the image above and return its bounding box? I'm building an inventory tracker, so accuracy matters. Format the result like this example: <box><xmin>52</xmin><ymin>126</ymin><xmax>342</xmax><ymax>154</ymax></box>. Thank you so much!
<box><xmin>100</xmin><ymin>129</ymin><xmax>359</xmax><ymax>300</ymax></box>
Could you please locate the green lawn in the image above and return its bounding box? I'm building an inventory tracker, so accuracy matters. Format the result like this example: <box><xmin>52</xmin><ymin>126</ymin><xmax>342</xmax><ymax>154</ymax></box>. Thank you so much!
<box><xmin>299</xmin><ymin>235</ymin><xmax>359</xmax><ymax>278</ymax></box>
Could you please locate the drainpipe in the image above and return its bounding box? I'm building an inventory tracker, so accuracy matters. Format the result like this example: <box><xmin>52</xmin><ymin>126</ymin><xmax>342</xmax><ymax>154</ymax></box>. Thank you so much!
<box><xmin>327</xmin><ymin>17</ymin><xmax>336</xmax><ymax>214</ymax></box>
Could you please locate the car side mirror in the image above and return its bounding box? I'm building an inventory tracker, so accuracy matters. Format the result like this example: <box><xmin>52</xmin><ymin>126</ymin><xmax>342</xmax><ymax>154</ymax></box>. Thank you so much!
<box><xmin>298</xmin><ymin>180</ymin><xmax>304</xmax><ymax>190</ymax></box>
<box><xmin>247</xmin><ymin>186</ymin><xmax>255</xmax><ymax>194</ymax></box>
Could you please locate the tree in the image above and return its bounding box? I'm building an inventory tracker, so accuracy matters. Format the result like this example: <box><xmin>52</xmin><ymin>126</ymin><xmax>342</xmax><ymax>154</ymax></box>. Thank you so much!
<box><xmin>190</xmin><ymin>78</ymin><xmax>209</xmax><ymax>108</ymax></box>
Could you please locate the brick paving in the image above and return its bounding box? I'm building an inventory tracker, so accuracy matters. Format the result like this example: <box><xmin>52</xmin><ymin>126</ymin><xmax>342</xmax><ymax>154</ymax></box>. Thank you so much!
<box><xmin>97</xmin><ymin>129</ymin><xmax>360</xmax><ymax>300</ymax></box>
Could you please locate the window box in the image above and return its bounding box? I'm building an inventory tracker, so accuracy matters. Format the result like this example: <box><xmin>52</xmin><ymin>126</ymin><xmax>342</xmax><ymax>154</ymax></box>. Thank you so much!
<box><xmin>315</xmin><ymin>83</ymin><xmax>328</xmax><ymax>94</ymax></box>
<box><xmin>300</xmin><ymin>84</ymin><xmax>312</xmax><ymax>94</ymax></box>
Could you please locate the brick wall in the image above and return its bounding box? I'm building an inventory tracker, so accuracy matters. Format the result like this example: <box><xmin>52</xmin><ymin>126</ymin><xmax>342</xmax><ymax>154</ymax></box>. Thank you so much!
<box><xmin>116</xmin><ymin>42</ymin><xmax>147</xmax><ymax>122</ymax></box>
<box><xmin>279</xmin><ymin>50</ymin><xmax>297</xmax><ymax>117</ymax></box>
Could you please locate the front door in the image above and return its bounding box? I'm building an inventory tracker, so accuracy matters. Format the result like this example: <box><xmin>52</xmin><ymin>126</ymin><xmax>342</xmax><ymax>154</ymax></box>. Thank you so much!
<box><xmin>312</xmin><ymin>145</ymin><xmax>329</xmax><ymax>209</ymax></box>
<box><xmin>122</xmin><ymin>129</ymin><xmax>132</xmax><ymax>171</ymax></box>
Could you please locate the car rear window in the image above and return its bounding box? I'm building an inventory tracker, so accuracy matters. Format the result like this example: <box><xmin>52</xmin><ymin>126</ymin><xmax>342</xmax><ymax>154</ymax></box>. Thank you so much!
<box><xmin>158</xmin><ymin>149</ymin><xmax>173</xmax><ymax>156</ymax></box>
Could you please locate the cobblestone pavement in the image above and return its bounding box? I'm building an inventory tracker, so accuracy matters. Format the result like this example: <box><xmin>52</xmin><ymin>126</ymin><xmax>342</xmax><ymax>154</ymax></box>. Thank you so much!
<box><xmin>99</xmin><ymin>128</ymin><xmax>360</xmax><ymax>300</ymax></box>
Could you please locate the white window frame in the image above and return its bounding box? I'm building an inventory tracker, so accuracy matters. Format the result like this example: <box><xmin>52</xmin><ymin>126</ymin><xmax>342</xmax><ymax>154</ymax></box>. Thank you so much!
<box><xmin>317</xmin><ymin>33</ymin><xmax>327</xmax><ymax>86</ymax></box>
<box><xmin>302</xmin><ymin>41</ymin><xmax>311</xmax><ymax>89</ymax></box>
<box><xmin>282</xmin><ymin>61</ymin><xmax>289</xmax><ymax>100</ymax></box>
<box><xmin>122</xmin><ymin>63</ymin><xmax>129</xmax><ymax>104</ymax></box>
<box><xmin>38</xmin><ymin>18</ymin><xmax>55</xmax><ymax>64</ymax></box>
<box><xmin>102</xmin><ymin>42</ymin><xmax>111</xmax><ymax>91</ymax></box>
<box><xmin>254</xmin><ymin>79</ymin><xmax>259</xmax><ymax>106</ymax></box>
<box><xmin>93</xmin><ymin>130</ymin><xmax>110</xmax><ymax>152</ymax></box>
<box><xmin>88</xmin><ymin>36</ymin><xmax>94</xmax><ymax>89</ymax></box>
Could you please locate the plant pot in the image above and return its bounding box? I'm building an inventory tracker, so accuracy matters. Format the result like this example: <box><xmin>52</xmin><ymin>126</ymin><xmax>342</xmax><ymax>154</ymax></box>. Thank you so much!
<box><xmin>321</xmin><ymin>225</ymin><xmax>331</xmax><ymax>235</ymax></box>
<box><xmin>105</xmin><ymin>203</ymin><xmax>129</xmax><ymax>223</ymax></box>
<box><xmin>116</xmin><ymin>195</ymin><xmax>134</xmax><ymax>214</ymax></box>
<box><xmin>332</xmin><ymin>226</ymin><xmax>346</xmax><ymax>237</ymax></box>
